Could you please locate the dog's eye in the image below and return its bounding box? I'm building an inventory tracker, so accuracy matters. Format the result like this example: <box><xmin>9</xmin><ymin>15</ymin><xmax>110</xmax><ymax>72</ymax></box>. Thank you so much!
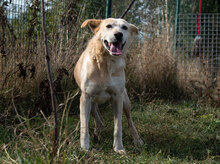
<box><xmin>106</xmin><ymin>24</ymin><xmax>112</xmax><ymax>29</ymax></box>
<box><xmin>122</xmin><ymin>25</ymin><xmax>128</xmax><ymax>30</ymax></box>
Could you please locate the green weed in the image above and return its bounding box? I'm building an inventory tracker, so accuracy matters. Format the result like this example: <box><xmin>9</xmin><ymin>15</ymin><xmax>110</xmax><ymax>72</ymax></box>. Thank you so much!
<box><xmin>0</xmin><ymin>100</ymin><xmax>219</xmax><ymax>163</ymax></box>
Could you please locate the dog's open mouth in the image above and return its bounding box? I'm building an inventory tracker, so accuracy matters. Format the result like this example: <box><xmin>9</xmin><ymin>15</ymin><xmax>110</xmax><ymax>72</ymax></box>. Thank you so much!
<box><xmin>104</xmin><ymin>40</ymin><xmax>126</xmax><ymax>56</ymax></box>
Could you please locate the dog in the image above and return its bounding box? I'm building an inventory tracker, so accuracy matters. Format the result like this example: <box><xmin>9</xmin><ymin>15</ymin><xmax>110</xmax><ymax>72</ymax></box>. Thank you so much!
<box><xmin>74</xmin><ymin>18</ymin><xmax>143</xmax><ymax>154</ymax></box>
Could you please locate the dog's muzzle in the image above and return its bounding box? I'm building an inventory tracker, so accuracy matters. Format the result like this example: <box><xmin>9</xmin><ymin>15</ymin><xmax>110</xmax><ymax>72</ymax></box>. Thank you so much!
<box><xmin>104</xmin><ymin>40</ymin><xmax>126</xmax><ymax>56</ymax></box>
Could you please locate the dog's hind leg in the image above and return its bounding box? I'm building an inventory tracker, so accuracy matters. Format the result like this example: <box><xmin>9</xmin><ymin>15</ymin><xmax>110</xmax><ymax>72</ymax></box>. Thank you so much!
<box><xmin>91</xmin><ymin>102</ymin><xmax>103</xmax><ymax>139</ymax></box>
<box><xmin>123</xmin><ymin>89</ymin><xmax>144</xmax><ymax>147</ymax></box>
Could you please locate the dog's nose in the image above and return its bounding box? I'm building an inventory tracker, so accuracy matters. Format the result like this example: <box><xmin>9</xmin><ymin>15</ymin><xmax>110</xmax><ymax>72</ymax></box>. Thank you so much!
<box><xmin>114</xmin><ymin>32</ymin><xmax>123</xmax><ymax>41</ymax></box>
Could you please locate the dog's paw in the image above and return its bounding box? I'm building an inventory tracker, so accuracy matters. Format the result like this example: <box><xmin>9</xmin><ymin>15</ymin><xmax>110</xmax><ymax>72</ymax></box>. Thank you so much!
<box><xmin>80</xmin><ymin>147</ymin><xmax>89</xmax><ymax>152</ymax></box>
<box><xmin>134</xmin><ymin>138</ymin><xmax>144</xmax><ymax>147</ymax></box>
<box><xmin>114</xmin><ymin>148</ymin><xmax>126</xmax><ymax>154</ymax></box>
<box><xmin>81</xmin><ymin>146</ymin><xmax>89</xmax><ymax>152</ymax></box>
<box><xmin>80</xmin><ymin>141</ymin><xmax>90</xmax><ymax>151</ymax></box>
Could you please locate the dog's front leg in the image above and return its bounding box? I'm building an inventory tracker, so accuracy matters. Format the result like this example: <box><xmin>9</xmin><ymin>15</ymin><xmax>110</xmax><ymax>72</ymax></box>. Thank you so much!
<box><xmin>80</xmin><ymin>92</ymin><xmax>91</xmax><ymax>150</ymax></box>
<box><xmin>112</xmin><ymin>95</ymin><xmax>125</xmax><ymax>154</ymax></box>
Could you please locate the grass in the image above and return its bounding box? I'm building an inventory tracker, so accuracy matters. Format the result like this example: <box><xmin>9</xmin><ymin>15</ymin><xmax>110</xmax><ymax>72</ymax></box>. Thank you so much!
<box><xmin>0</xmin><ymin>98</ymin><xmax>219</xmax><ymax>163</ymax></box>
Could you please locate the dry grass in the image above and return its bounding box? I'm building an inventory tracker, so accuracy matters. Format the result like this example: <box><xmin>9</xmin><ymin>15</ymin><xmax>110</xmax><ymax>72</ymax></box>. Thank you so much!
<box><xmin>126</xmin><ymin>28</ymin><xmax>182</xmax><ymax>101</ymax></box>
<box><xmin>124</xmin><ymin>26</ymin><xmax>220</xmax><ymax>105</ymax></box>
<box><xmin>177</xmin><ymin>54</ymin><xmax>220</xmax><ymax>106</ymax></box>
<box><xmin>1</xmin><ymin>24</ymin><xmax>220</xmax><ymax>107</ymax></box>
<box><xmin>0</xmin><ymin>29</ymin><xmax>85</xmax><ymax>96</ymax></box>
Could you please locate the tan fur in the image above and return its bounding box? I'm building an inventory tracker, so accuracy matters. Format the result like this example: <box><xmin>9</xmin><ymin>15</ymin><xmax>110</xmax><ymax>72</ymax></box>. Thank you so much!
<box><xmin>74</xmin><ymin>18</ymin><xmax>143</xmax><ymax>154</ymax></box>
<box><xmin>81</xmin><ymin>19</ymin><xmax>102</xmax><ymax>33</ymax></box>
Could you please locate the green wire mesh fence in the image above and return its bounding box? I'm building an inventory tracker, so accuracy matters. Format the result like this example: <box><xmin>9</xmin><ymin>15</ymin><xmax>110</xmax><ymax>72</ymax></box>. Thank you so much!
<box><xmin>176</xmin><ymin>13</ymin><xmax>220</xmax><ymax>84</ymax></box>
<box><xmin>0</xmin><ymin>0</ymin><xmax>60</xmax><ymax>73</ymax></box>
<box><xmin>0</xmin><ymin>0</ymin><xmax>114</xmax><ymax>76</ymax></box>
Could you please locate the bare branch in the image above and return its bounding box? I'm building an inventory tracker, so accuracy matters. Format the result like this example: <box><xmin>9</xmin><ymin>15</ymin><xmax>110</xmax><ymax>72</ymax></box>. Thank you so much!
<box><xmin>40</xmin><ymin>0</ymin><xmax>58</xmax><ymax>160</ymax></box>
<box><xmin>120</xmin><ymin>0</ymin><xmax>136</xmax><ymax>19</ymax></box>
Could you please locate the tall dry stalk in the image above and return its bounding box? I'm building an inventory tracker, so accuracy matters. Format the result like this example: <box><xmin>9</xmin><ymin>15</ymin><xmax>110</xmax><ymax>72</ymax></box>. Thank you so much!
<box><xmin>120</xmin><ymin>0</ymin><xmax>136</xmax><ymax>18</ymax></box>
<box><xmin>126</xmin><ymin>26</ymin><xmax>179</xmax><ymax>101</ymax></box>
<box><xmin>41</xmin><ymin>0</ymin><xmax>58</xmax><ymax>160</ymax></box>
<box><xmin>165</xmin><ymin>0</ymin><xmax>169</xmax><ymax>43</ymax></box>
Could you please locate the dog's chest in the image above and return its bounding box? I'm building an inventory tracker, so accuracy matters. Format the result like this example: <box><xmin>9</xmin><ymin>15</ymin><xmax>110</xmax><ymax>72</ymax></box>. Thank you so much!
<box><xmin>85</xmin><ymin>58</ymin><xmax>125</xmax><ymax>103</ymax></box>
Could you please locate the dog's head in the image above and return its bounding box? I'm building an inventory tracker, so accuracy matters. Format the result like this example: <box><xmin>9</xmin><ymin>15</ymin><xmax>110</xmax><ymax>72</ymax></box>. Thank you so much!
<box><xmin>81</xmin><ymin>18</ymin><xmax>138</xmax><ymax>56</ymax></box>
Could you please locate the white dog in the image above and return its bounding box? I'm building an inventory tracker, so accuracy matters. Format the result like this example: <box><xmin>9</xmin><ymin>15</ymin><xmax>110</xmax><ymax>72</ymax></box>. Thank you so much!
<box><xmin>74</xmin><ymin>18</ymin><xmax>143</xmax><ymax>154</ymax></box>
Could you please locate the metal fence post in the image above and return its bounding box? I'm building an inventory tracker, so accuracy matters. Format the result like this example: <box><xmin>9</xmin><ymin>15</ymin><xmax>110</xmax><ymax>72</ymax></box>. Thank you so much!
<box><xmin>174</xmin><ymin>0</ymin><xmax>180</xmax><ymax>53</ymax></box>
<box><xmin>106</xmin><ymin>0</ymin><xmax>112</xmax><ymax>18</ymax></box>
<box><xmin>173</xmin><ymin>0</ymin><xmax>181</xmax><ymax>85</ymax></box>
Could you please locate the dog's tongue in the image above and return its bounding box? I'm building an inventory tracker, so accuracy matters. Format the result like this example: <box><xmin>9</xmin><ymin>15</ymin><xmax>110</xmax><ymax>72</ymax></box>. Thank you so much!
<box><xmin>110</xmin><ymin>43</ymin><xmax>122</xmax><ymax>55</ymax></box>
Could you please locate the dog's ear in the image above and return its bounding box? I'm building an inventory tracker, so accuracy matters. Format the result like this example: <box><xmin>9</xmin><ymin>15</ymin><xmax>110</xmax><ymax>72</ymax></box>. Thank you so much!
<box><xmin>81</xmin><ymin>19</ymin><xmax>102</xmax><ymax>33</ymax></box>
<box><xmin>130</xmin><ymin>24</ymin><xmax>139</xmax><ymax>35</ymax></box>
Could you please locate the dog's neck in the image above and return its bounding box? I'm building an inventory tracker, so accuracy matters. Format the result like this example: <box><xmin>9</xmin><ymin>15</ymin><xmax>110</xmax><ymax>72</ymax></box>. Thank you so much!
<box><xmin>88</xmin><ymin>35</ymin><xmax>107</xmax><ymax>58</ymax></box>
